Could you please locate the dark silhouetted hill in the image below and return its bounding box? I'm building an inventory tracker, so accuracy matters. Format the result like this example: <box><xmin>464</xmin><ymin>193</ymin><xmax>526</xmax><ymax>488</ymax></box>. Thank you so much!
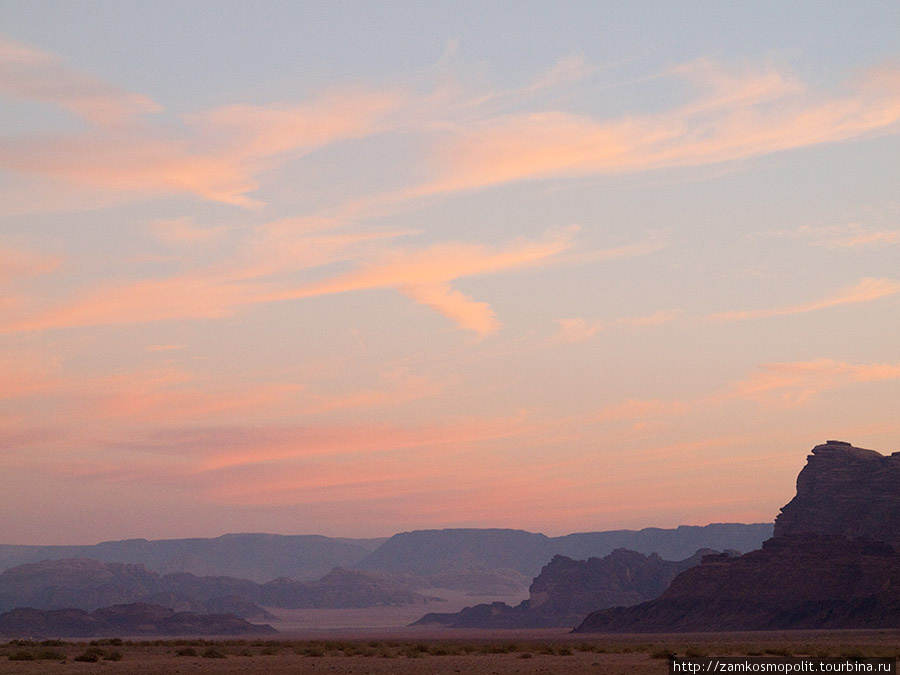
<box><xmin>0</xmin><ymin>559</ymin><xmax>432</xmax><ymax>615</ymax></box>
<box><xmin>0</xmin><ymin>603</ymin><xmax>277</xmax><ymax>638</ymax></box>
<box><xmin>575</xmin><ymin>441</ymin><xmax>900</xmax><ymax>632</ymax></box>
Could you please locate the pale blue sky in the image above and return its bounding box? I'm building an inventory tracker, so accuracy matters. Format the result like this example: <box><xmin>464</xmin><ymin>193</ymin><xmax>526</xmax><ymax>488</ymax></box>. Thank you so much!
<box><xmin>1</xmin><ymin>1</ymin><xmax>898</xmax><ymax>544</ymax></box>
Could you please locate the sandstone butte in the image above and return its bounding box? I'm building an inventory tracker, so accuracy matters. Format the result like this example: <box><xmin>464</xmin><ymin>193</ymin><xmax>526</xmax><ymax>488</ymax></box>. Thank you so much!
<box><xmin>574</xmin><ymin>440</ymin><xmax>900</xmax><ymax>632</ymax></box>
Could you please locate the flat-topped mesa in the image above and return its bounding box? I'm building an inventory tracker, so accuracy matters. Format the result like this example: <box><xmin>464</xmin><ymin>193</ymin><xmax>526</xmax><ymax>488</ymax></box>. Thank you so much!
<box><xmin>774</xmin><ymin>441</ymin><xmax>900</xmax><ymax>547</ymax></box>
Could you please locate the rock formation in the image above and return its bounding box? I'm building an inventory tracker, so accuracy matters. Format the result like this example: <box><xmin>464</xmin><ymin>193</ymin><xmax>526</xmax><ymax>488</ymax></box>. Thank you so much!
<box><xmin>774</xmin><ymin>441</ymin><xmax>900</xmax><ymax>545</ymax></box>
<box><xmin>413</xmin><ymin>548</ymin><xmax>719</xmax><ymax>628</ymax></box>
<box><xmin>575</xmin><ymin>441</ymin><xmax>900</xmax><ymax>632</ymax></box>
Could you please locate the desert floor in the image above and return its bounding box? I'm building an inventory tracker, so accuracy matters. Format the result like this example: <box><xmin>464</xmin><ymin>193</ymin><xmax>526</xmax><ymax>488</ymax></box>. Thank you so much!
<box><xmin>3</xmin><ymin>600</ymin><xmax>900</xmax><ymax>674</ymax></box>
<box><xmin>3</xmin><ymin>629</ymin><xmax>900</xmax><ymax>675</ymax></box>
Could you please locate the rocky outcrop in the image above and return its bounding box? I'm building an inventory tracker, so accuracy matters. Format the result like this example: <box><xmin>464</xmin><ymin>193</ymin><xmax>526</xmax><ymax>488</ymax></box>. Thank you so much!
<box><xmin>774</xmin><ymin>441</ymin><xmax>900</xmax><ymax>546</ymax></box>
<box><xmin>413</xmin><ymin>548</ymin><xmax>718</xmax><ymax>628</ymax></box>
<box><xmin>575</xmin><ymin>535</ymin><xmax>900</xmax><ymax>632</ymax></box>
<box><xmin>575</xmin><ymin>441</ymin><xmax>900</xmax><ymax>633</ymax></box>
<box><xmin>0</xmin><ymin>602</ymin><xmax>277</xmax><ymax>638</ymax></box>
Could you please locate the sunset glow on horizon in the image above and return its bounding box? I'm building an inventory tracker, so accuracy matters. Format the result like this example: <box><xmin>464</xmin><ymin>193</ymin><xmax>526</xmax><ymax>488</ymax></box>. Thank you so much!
<box><xmin>2</xmin><ymin>1</ymin><xmax>899</xmax><ymax>545</ymax></box>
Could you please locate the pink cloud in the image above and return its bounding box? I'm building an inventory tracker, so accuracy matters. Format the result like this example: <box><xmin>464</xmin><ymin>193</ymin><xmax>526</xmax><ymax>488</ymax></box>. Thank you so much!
<box><xmin>0</xmin><ymin>227</ymin><xmax>576</xmax><ymax>335</ymax></box>
<box><xmin>273</xmin><ymin>227</ymin><xmax>578</xmax><ymax>336</ymax></box>
<box><xmin>3</xmin><ymin>275</ymin><xmax>273</xmax><ymax>333</ymax></box>
<box><xmin>0</xmin><ymin>245</ymin><xmax>62</xmax><ymax>282</ymax></box>
<box><xmin>149</xmin><ymin>218</ymin><xmax>227</xmax><ymax>245</ymax></box>
<box><xmin>183</xmin><ymin>88</ymin><xmax>403</xmax><ymax>159</ymax></box>
<box><xmin>417</xmin><ymin>61</ymin><xmax>900</xmax><ymax>195</ymax></box>
<box><xmin>713</xmin><ymin>277</ymin><xmax>900</xmax><ymax>321</ymax></box>
<box><xmin>401</xmin><ymin>282</ymin><xmax>499</xmax><ymax>336</ymax></box>
<box><xmin>0</xmin><ymin>39</ymin><xmax>403</xmax><ymax>207</ymax></box>
<box><xmin>554</xmin><ymin>309</ymin><xmax>681</xmax><ymax>342</ymax></box>
<box><xmin>759</xmin><ymin>223</ymin><xmax>900</xmax><ymax>250</ymax></box>
<box><xmin>0</xmin><ymin>37</ymin><xmax>161</xmax><ymax>126</ymax></box>
<box><xmin>723</xmin><ymin>358</ymin><xmax>900</xmax><ymax>406</ymax></box>
<box><xmin>592</xmin><ymin>398</ymin><xmax>694</xmax><ymax>423</ymax></box>
<box><xmin>554</xmin><ymin>318</ymin><xmax>605</xmax><ymax>343</ymax></box>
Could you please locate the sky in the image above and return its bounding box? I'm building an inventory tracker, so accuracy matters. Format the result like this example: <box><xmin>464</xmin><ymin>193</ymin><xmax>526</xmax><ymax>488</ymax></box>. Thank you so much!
<box><xmin>1</xmin><ymin>1</ymin><xmax>899</xmax><ymax>545</ymax></box>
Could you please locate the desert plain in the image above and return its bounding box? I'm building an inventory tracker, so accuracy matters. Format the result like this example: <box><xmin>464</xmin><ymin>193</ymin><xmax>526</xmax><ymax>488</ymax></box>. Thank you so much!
<box><xmin>3</xmin><ymin>602</ymin><xmax>899</xmax><ymax>675</ymax></box>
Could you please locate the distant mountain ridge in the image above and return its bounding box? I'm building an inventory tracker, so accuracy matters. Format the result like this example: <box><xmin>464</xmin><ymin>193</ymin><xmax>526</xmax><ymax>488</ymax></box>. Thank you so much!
<box><xmin>0</xmin><ymin>558</ymin><xmax>432</xmax><ymax>616</ymax></box>
<box><xmin>354</xmin><ymin>523</ymin><xmax>772</xmax><ymax>586</ymax></box>
<box><xmin>0</xmin><ymin>534</ymin><xmax>385</xmax><ymax>582</ymax></box>
<box><xmin>0</xmin><ymin>524</ymin><xmax>772</xmax><ymax>588</ymax></box>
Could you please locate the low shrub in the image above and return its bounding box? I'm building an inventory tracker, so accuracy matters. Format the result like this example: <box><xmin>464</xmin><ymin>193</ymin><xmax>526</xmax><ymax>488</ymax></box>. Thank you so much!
<box><xmin>73</xmin><ymin>650</ymin><xmax>101</xmax><ymax>663</ymax></box>
<box><xmin>651</xmin><ymin>648</ymin><xmax>677</xmax><ymax>659</ymax></box>
<box><xmin>8</xmin><ymin>651</ymin><xmax>36</xmax><ymax>661</ymax></box>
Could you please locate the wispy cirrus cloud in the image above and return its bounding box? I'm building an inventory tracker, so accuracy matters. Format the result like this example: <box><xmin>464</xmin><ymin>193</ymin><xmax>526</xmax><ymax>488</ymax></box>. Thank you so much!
<box><xmin>554</xmin><ymin>309</ymin><xmax>681</xmax><ymax>342</ymax></box>
<box><xmin>276</xmin><ymin>227</ymin><xmax>579</xmax><ymax>336</ymax></box>
<box><xmin>415</xmin><ymin>60</ymin><xmax>900</xmax><ymax>196</ymax></box>
<box><xmin>757</xmin><ymin>222</ymin><xmax>900</xmax><ymax>249</ymax></box>
<box><xmin>586</xmin><ymin>356</ymin><xmax>900</xmax><ymax>423</ymax></box>
<box><xmin>0</xmin><ymin>37</ymin><xmax>161</xmax><ymax>126</ymax></box>
<box><xmin>722</xmin><ymin>358</ymin><xmax>900</xmax><ymax>406</ymax></box>
<box><xmin>0</xmin><ymin>37</ymin><xmax>403</xmax><ymax>207</ymax></box>
<box><xmin>0</xmin><ymin>245</ymin><xmax>62</xmax><ymax>282</ymax></box>
<box><xmin>0</xmin><ymin>226</ymin><xmax>580</xmax><ymax>336</ymax></box>
<box><xmin>712</xmin><ymin>277</ymin><xmax>900</xmax><ymax>321</ymax></box>
<box><xmin>149</xmin><ymin>218</ymin><xmax>228</xmax><ymax>245</ymax></box>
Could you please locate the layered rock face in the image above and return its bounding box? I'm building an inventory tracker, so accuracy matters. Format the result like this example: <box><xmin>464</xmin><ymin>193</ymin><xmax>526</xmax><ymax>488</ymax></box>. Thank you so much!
<box><xmin>575</xmin><ymin>535</ymin><xmax>900</xmax><ymax>632</ymax></box>
<box><xmin>775</xmin><ymin>441</ymin><xmax>900</xmax><ymax>545</ymax></box>
<box><xmin>413</xmin><ymin>548</ymin><xmax>717</xmax><ymax>628</ymax></box>
<box><xmin>575</xmin><ymin>441</ymin><xmax>900</xmax><ymax>633</ymax></box>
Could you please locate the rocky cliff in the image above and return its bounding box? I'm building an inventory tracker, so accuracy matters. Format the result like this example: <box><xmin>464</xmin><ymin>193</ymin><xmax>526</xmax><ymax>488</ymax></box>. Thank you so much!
<box><xmin>775</xmin><ymin>441</ymin><xmax>900</xmax><ymax>545</ymax></box>
<box><xmin>575</xmin><ymin>441</ymin><xmax>900</xmax><ymax>632</ymax></box>
<box><xmin>413</xmin><ymin>548</ymin><xmax>718</xmax><ymax>628</ymax></box>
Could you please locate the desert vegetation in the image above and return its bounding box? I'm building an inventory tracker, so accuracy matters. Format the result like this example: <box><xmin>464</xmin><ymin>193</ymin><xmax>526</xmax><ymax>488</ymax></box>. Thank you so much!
<box><xmin>2</xmin><ymin>633</ymin><xmax>900</xmax><ymax>674</ymax></box>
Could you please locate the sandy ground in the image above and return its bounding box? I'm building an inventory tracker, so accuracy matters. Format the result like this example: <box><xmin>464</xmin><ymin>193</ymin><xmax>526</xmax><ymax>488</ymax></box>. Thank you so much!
<box><xmin>3</xmin><ymin>598</ymin><xmax>899</xmax><ymax>674</ymax></box>
<box><xmin>2</xmin><ymin>629</ymin><xmax>899</xmax><ymax>675</ymax></box>
<box><xmin>263</xmin><ymin>587</ymin><xmax>528</xmax><ymax>633</ymax></box>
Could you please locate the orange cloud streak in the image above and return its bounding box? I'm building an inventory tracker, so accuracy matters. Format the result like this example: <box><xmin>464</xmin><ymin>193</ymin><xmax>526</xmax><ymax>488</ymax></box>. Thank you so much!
<box><xmin>712</xmin><ymin>277</ymin><xmax>900</xmax><ymax>321</ymax></box>
<box><xmin>418</xmin><ymin>61</ymin><xmax>900</xmax><ymax>195</ymax></box>
<box><xmin>0</xmin><ymin>37</ymin><xmax>161</xmax><ymax>126</ymax></box>
<box><xmin>554</xmin><ymin>309</ymin><xmax>681</xmax><ymax>342</ymax></box>
<box><xmin>724</xmin><ymin>358</ymin><xmax>900</xmax><ymax>406</ymax></box>
<box><xmin>0</xmin><ymin>39</ymin><xmax>403</xmax><ymax>206</ymax></box>
<box><xmin>271</xmin><ymin>227</ymin><xmax>578</xmax><ymax>336</ymax></box>
<box><xmin>0</xmin><ymin>227</ymin><xmax>577</xmax><ymax>335</ymax></box>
